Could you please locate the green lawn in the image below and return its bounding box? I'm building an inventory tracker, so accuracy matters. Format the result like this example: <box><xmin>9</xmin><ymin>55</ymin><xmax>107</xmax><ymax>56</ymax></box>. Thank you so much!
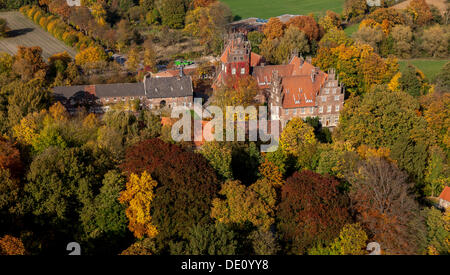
<box><xmin>399</xmin><ymin>59</ymin><xmax>449</xmax><ymax>81</ymax></box>
<box><xmin>221</xmin><ymin>0</ymin><xmax>345</xmax><ymax>20</ymax></box>
<box><xmin>344</xmin><ymin>23</ymin><xmax>359</xmax><ymax>36</ymax></box>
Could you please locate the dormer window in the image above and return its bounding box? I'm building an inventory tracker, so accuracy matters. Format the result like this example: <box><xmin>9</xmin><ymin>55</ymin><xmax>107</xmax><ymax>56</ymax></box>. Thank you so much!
<box><xmin>232</xmin><ymin>68</ymin><xmax>236</xmax><ymax>75</ymax></box>
<box><xmin>241</xmin><ymin>68</ymin><xmax>245</xmax><ymax>74</ymax></box>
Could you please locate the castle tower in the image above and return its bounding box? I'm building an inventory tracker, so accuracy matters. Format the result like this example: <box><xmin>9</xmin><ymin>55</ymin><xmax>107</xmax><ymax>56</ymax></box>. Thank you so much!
<box><xmin>219</xmin><ymin>33</ymin><xmax>251</xmax><ymax>82</ymax></box>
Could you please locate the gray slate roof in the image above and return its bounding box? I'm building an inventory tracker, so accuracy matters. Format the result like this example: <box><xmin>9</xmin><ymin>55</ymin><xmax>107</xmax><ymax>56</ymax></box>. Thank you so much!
<box><xmin>144</xmin><ymin>76</ymin><xmax>193</xmax><ymax>99</ymax></box>
<box><xmin>53</xmin><ymin>76</ymin><xmax>193</xmax><ymax>100</ymax></box>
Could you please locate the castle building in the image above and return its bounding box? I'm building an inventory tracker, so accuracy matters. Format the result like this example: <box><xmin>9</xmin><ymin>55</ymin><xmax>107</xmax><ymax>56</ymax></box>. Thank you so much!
<box><xmin>53</xmin><ymin>73</ymin><xmax>194</xmax><ymax>114</ymax></box>
<box><xmin>215</xmin><ymin>34</ymin><xmax>345</xmax><ymax>128</ymax></box>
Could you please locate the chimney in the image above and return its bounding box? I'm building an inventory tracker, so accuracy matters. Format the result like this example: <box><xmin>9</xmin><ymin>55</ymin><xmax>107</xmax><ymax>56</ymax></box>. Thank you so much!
<box><xmin>300</xmin><ymin>58</ymin><xmax>304</xmax><ymax>68</ymax></box>
<box><xmin>179</xmin><ymin>66</ymin><xmax>184</xmax><ymax>78</ymax></box>
<box><xmin>311</xmin><ymin>69</ymin><xmax>315</xmax><ymax>83</ymax></box>
<box><xmin>143</xmin><ymin>73</ymin><xmax>151</xmax><ymax>95</ymax></box>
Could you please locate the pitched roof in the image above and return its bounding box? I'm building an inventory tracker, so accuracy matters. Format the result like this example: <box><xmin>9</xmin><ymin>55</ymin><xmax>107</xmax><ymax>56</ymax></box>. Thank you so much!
<box><xmin>439</xmin><ymin>187</ymin><xmax>450</xmax><ymax>202</ymax></box>
<box><xmin>281</xmin><ymin>74</ymin><xmax>326</xmax><ymax>109</ymax></box>
<box><xmin>250</xmin><ymin>52</ymin><xmax>263</xmax><ymax>67</ymax></box>
<box><xmin>252</xmin><ymin>64</ymin><xmax>294</xmax><ymax>89</ymax></box>
<box><xmin>144</xmin><ymin>75</ymin><xmax>193</xmax><ymax>99</ymax></box>
<box><xmin>54</xmin><ymin>76</ymin><xmax>193</xmax><ymax>100</ymax></box>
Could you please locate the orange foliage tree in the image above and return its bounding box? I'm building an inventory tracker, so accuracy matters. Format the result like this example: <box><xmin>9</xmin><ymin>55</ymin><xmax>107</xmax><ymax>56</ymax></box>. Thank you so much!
<box><xmin>286</xmin><ymin>15</ymin><xmax>322</xmax><ymax>41</ymax></box>
<box><xmin>0</xmin><ymin>235</ymin><xmax>26</xmax><ymax>255</ymax></box>
<box><xmin>263</xmin><ymin>17</ymin><xmax>284</xmax><ymax>40</ymax></box>
<box><xmin>119</xmin><ymin>171</ymin><xmax>158</xmax><ymax>239</ymax></box>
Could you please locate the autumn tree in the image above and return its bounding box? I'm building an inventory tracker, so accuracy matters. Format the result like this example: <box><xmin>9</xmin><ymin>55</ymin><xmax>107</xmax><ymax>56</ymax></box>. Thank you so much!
<box><xmin>248</xmin><ymin>228</ymin><xmax>280</xmax><ymax>255</ymax></box>
<box><xmin>75</xmin><ymin>46</ymin><xmax>108</xmax><ymax>66</ymax></box>
<box><xmin>399</xmin><ymin>64</ymin><xmax>429</xmax><ymax>97</ymax></box>
<box><xmin>391</xmin><ymin>25</ymin><xmax>413</xmax><ymax>58</ymax></box>
<box><xmin>169</xmin><ymin>223</ymin><xmax>237</xmax><ymax>255</ymax></box>
<box><xmin>119</xmin><ymin>171</ymin><xmax>158</xmax><ymax>239</ymax></box>
<box><xmin>0</xmin><ymin>235</ymin><xmax>26</xmax><ymax>255</ymax></box>
<box><xmin>277</xmin><ymin>170</ymin><xmax>350</xmax><ymax>254</ymax></box>
<box><xmin>337</xmin><ymin>90</ymin><xmax>430</xmax><ymax>180</ymax></box>
<box><xmin>12</xmin><ymin>46</ymin><xmax>48</xmax><ymax>81</ymax></box>
<box><xmin>275</xmin><ymin>25</ymin><xmax>310</xmax><ymax>64</ymax></box>
<box><xmin>318</xmin><ymin>27</ymin><xmax>353</xmax><ymax>49</ymax></box>
<box><xmin>313</xmin><ymin>43</ymin><xmax>398</xmax><ymax>94</ymax></box>
<box><xmin>286</xmin><ymin>15</ymin><xmax>321</xmax><ymax>42</ymax></box>
<box><xmin>143</xmin><ymin>40</ymin><xmax>157</xmax><ymax>72</ymax></box>
<box><xmin>184</xmin><ymin>2</ymin><xmax>231</xmax><ymax>54</ymax></box>
<box><xmin>24</xmin><ymin>147</ymin><xmax>98</xmax><ymax>225</ymax></box>
<box><xmin>211</xmin><ymin>179</ymin><xmax>277</xmax><ymax>231</ymax></box>
<box><xmin>247</xmin><ymin>31</ymin><xmax>265</xmax><ymax>54</ymax></box>
<box><xmin>318</xmin><ymin>10</ymin><xmax>342</xmax><ymax>33</ymax></box>
<box><xmin>346</xmin><ymin>157</ymin><xmax>421</xmax><ymax>254</ymax></box>
<box><xmin>434</xmin><ymin>62</ymin><xmax>450</xmax><ymax>93</ymax></box>
<box><xmin>125</xmin><ymin>47</ymin><xmax>140</xmax><ymax>72</ymax></box>
<box><xmin>421</xmin><ymin>25</ymin><xmax>448</xmax><ymax>58</ymax></box>
<box><xmin>157</xmin><ymin>0</ymin><xmax>186</xmax><ymax>29</ymax></box>
<box><xmin>407</xmin><ymin>0</ymin><xmax>433</xmax><ymax>26</ymax></box>
<box><xmin>343</xmin><ymin>0</ymin><xmax>368</xmax><ymax>22</ymax></box>
<box><xmin>121</xmin><ymin>138</ymin><xmax>220</xmax><ymax>252</ymax></box>
<box><xmin>200</xmin><ymin>141</ymin><xmax>233</xmax><ymax>180</ymax></box>
<box><xmin>352</xmin><ymin>25</ymin><xmax>384</xmax><ymax>53</ymax></box>
<box><xmin>263</xmin><ymin>17</ymin><xmax>284</xmax><ymax>40</ymax></box>
<box><xmin>279</xmin><ymin>117</ymin><xmax>317</xmax><ymax>169</ymax></box>
<box><xmin>308</xmin><ymin>223</ymin><xmax>368</xmax><ymax>255</ymax></box>
<box><xmin>3</xmin><ymin>79</ymin><xmax>51</xmax><ymax>128</ymax></box>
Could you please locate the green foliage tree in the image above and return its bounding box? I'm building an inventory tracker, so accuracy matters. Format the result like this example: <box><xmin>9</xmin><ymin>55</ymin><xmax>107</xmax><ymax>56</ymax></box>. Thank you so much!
<box><xmin>337</xmin><ymin>89</ymin><xmax>430</xmax><ymax>180</ymax></box>
<box><xmin>170</xmin><ymin>223</ymin><xmax>237</xmax><ymax>255</ymax></box>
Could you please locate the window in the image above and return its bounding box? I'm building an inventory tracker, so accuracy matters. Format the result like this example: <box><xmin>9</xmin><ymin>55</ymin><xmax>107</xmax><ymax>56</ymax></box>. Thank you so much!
<box><xmin>114</xmin><ymin>97</ymin><xmax>117</xmax><ymax>102</ymax></box>
<box><xmin>322</xmin><ymin>96</ymin><xmax>326</xmax><ymax>102</ymax></box>
<box><xmin>335</xmin><ymin>105</ymin><xmax>340</xmax><ymax>112</ymax></box>
<box><xmin>285</xmin><ymin>109</ymin><xmax>289</xmax><ymax>115</ymax></box>
<box><xmin>334</xmin><ymin>116</ymin><xmax>339</xmax><ymax>124</ymax></box>
<box><xmin>105</xmin><ymin>98</ymin><xmax>109</xmax><ymax>102</ymax></box>
<box><xmin>150</xmin><ymin>104</ymin><xmax>153</xmax><ymax>109</ymax></box>
<box><xmin>310</xmin><ymin>107</ymin><xmax>314</xmax><ymax>114</ymax></box>
<box><xmin>173</xmin><ymin>103</ymin><xmax>177</xmax><ymax>107</ymax></box>
<box><xmin>335</xmin><ymin>95</ymin><xmax>340</xmax><ymax>101</ymax></box>
<box><xmin>232</xmin><ymin>68</ymin><xmax>236</xmax><ymax>75</ymax></box>
<box><xmin>293</xmin><ymin>109</ymin><xmax>297</xmax><ymax>115</ymax></box>
<box><xmin>332</xmin><ymin>88</ymin><xmax>337</xmax><ymax>94</ymax></box>
<box><xmin>122</xmin><ymin>97</ymin><xmax>126</xmax><ymax>101</ymax></box>
<box><xmin>325</xmin><ymin>88</ymin><xmax>329</xmax><ymax>94</ymax></box>
<box><xmin>319</xmin><ymin>106</ymin><xmax>323</xmax><ymax>113</ymax></box>
<box><xmin>327</xmin><ymin>105</ymin><xmax>332</xmax><ymax>113</ymax></box>
<box><xmin>241</xmin><ymin>68</ymin><xmax>245</xmax><ymax>75</ymax></box>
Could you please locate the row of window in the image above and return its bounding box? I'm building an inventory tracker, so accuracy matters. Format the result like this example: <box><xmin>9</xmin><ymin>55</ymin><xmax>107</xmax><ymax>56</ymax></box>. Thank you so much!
<box><xmin>321</xmin><ymin>95</ymin><xmax>341</xmax><ymax>102</ymax></box>
<box><xmin>105</xmin><ymin>96</ymin><xmax>145</xmax><ymax>102</ymax></box>
<box><xmin>284</xmin><ymin>105</ymin><xmax>340</xmax><ymax>115</ymax></box>
<box><xmin>148</xmin><ymin>102</ymin><xmax>192</xmax><ymax>109</ymax></box>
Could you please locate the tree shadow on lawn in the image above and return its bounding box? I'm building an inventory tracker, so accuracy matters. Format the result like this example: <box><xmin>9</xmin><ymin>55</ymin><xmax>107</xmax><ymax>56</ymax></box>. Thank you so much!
<box><xmin>6</xmin><ymin>27</ymin><xmax>34</xmax><ymax>38</ymax></box>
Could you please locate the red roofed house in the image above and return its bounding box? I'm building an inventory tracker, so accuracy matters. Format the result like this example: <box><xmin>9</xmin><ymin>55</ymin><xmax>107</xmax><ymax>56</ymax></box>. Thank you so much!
<box><xmin>438</xmin><ymin>186</ymin><xmax>450</xmax><ymax>209</ymax></box>
<box><xmin>215</xmin><ymin>33</ymin><xmax>344</xmax><ymax>128</ymax></box>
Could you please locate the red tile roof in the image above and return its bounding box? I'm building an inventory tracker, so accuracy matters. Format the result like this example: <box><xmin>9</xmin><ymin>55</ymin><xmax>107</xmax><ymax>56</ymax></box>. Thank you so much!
<box><xmin>439</xmin><ymin>187</ymin><xmax>450</xmax><ymax>202</ymax></box>
<box><xmin>250</xmin><ymin>52</ymin><xmax>263</xmax><ymax>67</ymax></box>
<box><xmin>252</xmin><ymin>56</ymin><xmax>329</xmax><ymax>109</ymax></box>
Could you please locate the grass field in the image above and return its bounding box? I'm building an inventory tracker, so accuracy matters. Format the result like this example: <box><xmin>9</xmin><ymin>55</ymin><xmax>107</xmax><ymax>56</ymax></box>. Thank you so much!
<box><xmin>0</xmin><ymin>11</ymin><xmax>76</xmax><ymax>60</ymax></box>
<box><xmin>399</xmin><ymin>59</ymin><xmax>449</xmax><ymax>81</ymax></box>
<box><xmin>344</xmin><ymin>24</ymin><xmax>359</xmax><ymax>36</ymax></box>
<box><xmin>221</xmin><ymin>0</ymin><xmax>345</xmax><ymax>20</ymax></box>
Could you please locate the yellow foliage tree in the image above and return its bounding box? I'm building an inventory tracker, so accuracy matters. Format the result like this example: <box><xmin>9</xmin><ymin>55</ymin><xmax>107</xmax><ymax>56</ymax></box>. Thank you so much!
<box><xmin>75</xmin><ymin>46</ymin><xmax>108</xmax><ymax>66</ymax></box>
<box><xmin>119</xmin><ymin>171</ymin><xmax>158</xmax><ymax>239</ymax></box>
<box><xmin>280</xmin><ymin>118</ymin><xmax>317</xmax><ymax>168</ymax></box>
<box><xmin>258</xmin><ymin>159</ymin><xmax>284</xmax><ymax>187</ymax></box>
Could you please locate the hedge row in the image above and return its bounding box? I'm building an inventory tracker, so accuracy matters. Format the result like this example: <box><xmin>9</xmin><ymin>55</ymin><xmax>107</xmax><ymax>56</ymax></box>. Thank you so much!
<box><xmin>19</xmin><ymin>5</ymin><xmax>99</xmax><ymax>52</ymax></box>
